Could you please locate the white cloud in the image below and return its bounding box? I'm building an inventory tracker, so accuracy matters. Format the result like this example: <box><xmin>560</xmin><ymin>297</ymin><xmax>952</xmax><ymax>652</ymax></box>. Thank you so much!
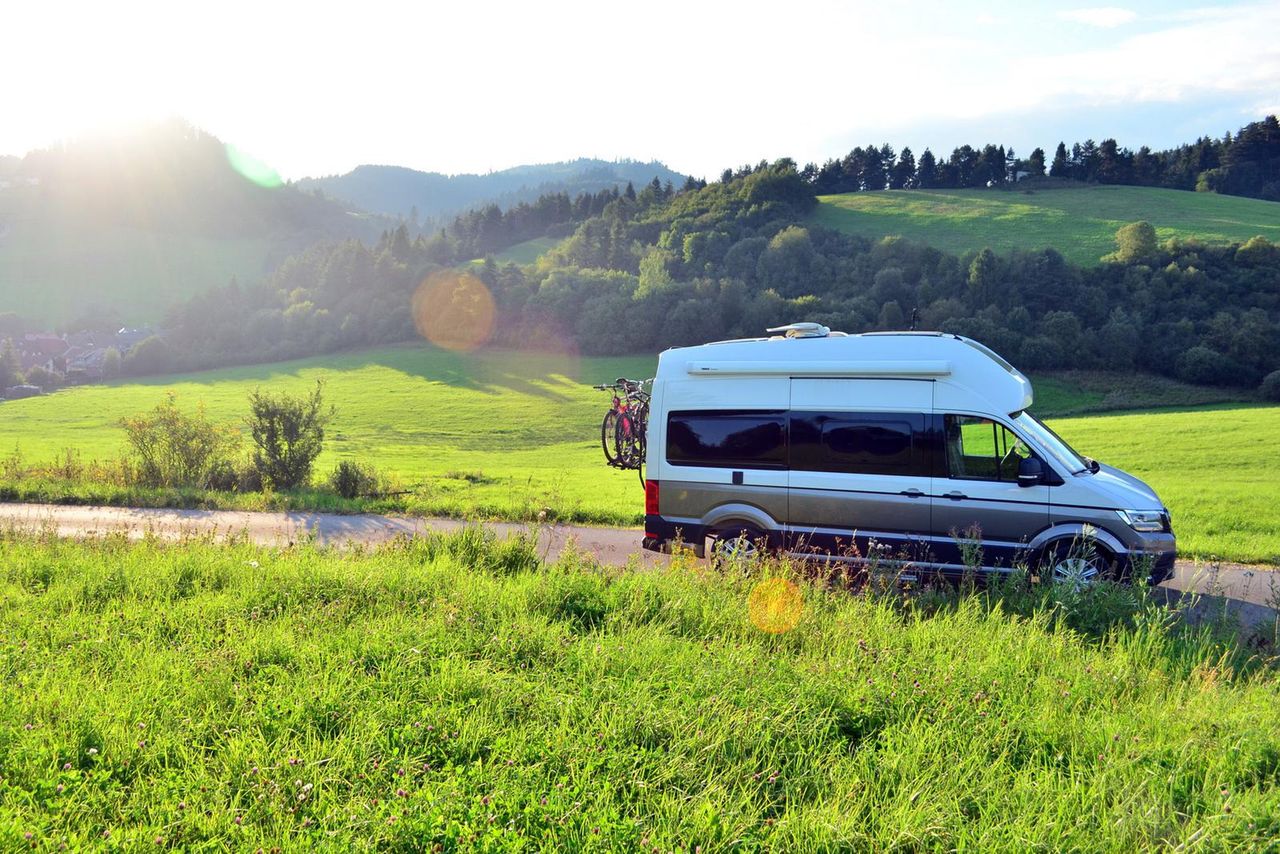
<box><xmin>1019</xmin><ymin>3</ymin><xmax>1280</xmax><ymax>105</ymax></box>
<box><xmin>1056</xmin><ymin>7</ymin><xmax>1138</xmax><ymax>28</ymax></box>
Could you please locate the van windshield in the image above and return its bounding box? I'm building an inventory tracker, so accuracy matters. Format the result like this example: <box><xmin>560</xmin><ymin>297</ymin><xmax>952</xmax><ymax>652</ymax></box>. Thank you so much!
<box><xmin>1012</xmin><ymin>412</ymin><xmax>1089</xmax><ymax>474</ymax></box>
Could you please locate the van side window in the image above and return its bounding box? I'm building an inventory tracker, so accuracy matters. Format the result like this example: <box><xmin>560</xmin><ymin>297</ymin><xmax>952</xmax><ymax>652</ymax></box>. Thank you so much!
<box><xmin>790</xmin><ymin>412</ymin><xmax>928</xmax><ymax>476</ymax></box>
<box><xmin>944</xmin><ymin>415</ymin><xmax>1029</xmax><ymax>481</ymax></box>
<box><xmin>666</xmin><ymin>410</ymin><xmax>786</xmax><ymax>469</ymax></box>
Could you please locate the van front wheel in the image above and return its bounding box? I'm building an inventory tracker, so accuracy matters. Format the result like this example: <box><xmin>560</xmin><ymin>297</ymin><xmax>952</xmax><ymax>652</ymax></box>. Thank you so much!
<box><xmin>1038</xmin><ymin>540</ymin><xmax>1117</xmax><ymax>588</ymax></box>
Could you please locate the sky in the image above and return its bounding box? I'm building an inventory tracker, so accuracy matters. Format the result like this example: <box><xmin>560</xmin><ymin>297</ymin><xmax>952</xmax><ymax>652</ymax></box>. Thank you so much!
<box><xmin>3</xmin><ymin>0</ymin><xmax>1278</xmax><ymax>179</ymax></box>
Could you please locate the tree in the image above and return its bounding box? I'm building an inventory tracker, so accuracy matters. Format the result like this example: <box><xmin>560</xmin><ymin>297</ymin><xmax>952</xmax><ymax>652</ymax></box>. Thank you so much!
<box><xmin>916</xmin><ymin>149</ymin><xmax>938</xmax><ymax>188</ymax></box>
<box><xmin>967</xmin><ymin>248</ymin><xmax>1000</xmax><ymax>307</ymax></box>
<box><xmin>1027</xmin><ymin>147</ymin><xmax>1046</xmax><ymax>177</ymax></box>
<box><xmin>101</xmin><ymin>347</ymin><xmax>122</xmax><ymax>379</ymax></box>
<box><xmin>122</xmin><ymin>336</ymin><xmax>176</xmax><ymax>376</ymax></box>
<box><xmin>0</xmin><ymin>338</ymin><xmax>22</xmax><ymax>388</ymax></box>
<box><xmin>891</xmin><ymin>147</ymin><xmax>915</xmax><ymax>189</ymax></box>
<box><xmin>24</xmin><ymin>365</ymin><xmax>61</xmax><ymax>391</ymax></box>
<box><xmin>1105</xmin><ymin>221</ymin><xmax>1157</xmax><ymax>263</ymax></box>
<box><xmin>1050</xmin><ymin>142</ymin><xmax>1070</xmax><ymax>178</ymax></box>
<box><xmin>246</xmin><ymin>381</ymin><xmax>331</xmax><ymax>491</ymax></box>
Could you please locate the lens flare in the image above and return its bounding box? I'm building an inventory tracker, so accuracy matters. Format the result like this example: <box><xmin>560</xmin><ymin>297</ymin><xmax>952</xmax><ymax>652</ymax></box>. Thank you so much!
<box><xmin>413</xmin><ymin>271</ymin><xmax>496</xmax><ymax>352</ymax></box>
<box><xmin>748</xmin><ymin>577</ymin><xmax>803</xmax><ymax>634</ymax></box>
<box><xmin>225</xmin><ymin>144</ymin><xmax>283</xmax><ymax>188</ymax></box>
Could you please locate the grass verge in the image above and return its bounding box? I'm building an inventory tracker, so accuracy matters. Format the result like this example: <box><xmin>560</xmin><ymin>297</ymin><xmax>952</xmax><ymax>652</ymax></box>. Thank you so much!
<box><xmin>1</xmin><ymin>529</ymin><xmax>1278</xmax><ymax>849</ymax></box>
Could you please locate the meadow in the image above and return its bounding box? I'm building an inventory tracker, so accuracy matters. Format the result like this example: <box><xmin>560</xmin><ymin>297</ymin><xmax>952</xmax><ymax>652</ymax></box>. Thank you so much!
<box><xmin>811</xmin><ymin>185</ymin><xmax>1280</xmax><ymax>265</ymax></box>
<box><xmin>0</xmin><ymin>529</ymin><xmax>1277</xmax><ymax>850</ymax></box>
<box><xmin>0</xmin><ymin>345</ymin><xmax>1275</xmax><ymax>563</ymax></box>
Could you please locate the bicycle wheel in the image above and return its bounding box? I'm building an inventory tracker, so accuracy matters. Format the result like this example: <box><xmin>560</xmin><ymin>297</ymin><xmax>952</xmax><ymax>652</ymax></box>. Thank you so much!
<box><xmin>601</xmin><ymin>410</ymin><xmax>620</xmax><ymax>466</ymax></box>
<box><xmin>616</xmin><ymin>413</ymin><xmax>640</xmax><ymax>469</ymax></box>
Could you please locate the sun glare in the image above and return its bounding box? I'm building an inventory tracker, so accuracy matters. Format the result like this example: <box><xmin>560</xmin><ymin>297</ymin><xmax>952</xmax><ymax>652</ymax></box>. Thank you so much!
<box><xmin>224</xmin><ymin>144</ymin><xmax>283</xmax><ymax>188</ymax></box>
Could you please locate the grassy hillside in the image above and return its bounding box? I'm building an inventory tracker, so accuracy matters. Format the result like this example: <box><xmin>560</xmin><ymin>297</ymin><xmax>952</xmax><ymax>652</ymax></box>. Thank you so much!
<box><xmin>0</xmin><ymin>214</ymin><xmax>274</xmax><ymax>326</ymax></box>
<box><xmin>811</xmin><ymin>185</ymin><xmax>1280</xmax><ymax>265</ymax></box>
<box><xmin>1</xmin><ymin>532</ymin><xmax>1275</xmax><ymax>849</ymax></box>
<box><xmin>0</xmin><ymin>345</ymin><xmax>1273</xmax><ymax>562</ymax></box>
<box><xmin>0</xmin><ymin>122</ymin><xmax>386</xmax><ymax>325</ymax></box>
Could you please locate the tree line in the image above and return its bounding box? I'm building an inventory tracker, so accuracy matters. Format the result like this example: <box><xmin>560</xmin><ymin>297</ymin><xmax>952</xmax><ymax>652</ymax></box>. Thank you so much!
<box><xmin>804</xmin><ymin>115</ymin><xmax>1280</xmax><ymax>200</ymax></box>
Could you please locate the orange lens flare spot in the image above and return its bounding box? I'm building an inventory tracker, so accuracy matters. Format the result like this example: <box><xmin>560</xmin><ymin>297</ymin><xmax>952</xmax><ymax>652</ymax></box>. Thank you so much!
<box><xmin>748</xmin><ymin>577</ymin><xmax>803</xmax><ymax>634</ymax></box>
<box><xmin>413</xmin><ymin>271</ymin><xmax>496</xmax><ymax>352</ymax></box>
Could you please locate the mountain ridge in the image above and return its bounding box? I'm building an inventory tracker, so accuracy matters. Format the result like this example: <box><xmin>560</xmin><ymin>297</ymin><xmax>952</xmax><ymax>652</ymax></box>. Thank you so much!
<box><xmin>296</xmin><ymin>158</ymin><xmax>688</xmax><ymax>222</ymax></box>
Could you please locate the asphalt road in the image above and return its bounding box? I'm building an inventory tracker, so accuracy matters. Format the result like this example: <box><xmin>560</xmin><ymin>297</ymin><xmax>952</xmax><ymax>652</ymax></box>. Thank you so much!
<box><xmin>2</xmin><ymin>502</ymin><xmax>1275</xmax><ymax>625</ymax></box>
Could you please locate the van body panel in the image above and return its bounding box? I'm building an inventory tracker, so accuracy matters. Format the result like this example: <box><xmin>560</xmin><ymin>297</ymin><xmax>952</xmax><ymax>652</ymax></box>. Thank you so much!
<box><xmin>790</xmin><ymin>378</ymin><xmax>933</xmax><ymax>412</ymax></box>
<box><xmin>929</xmin><ymin>481</ymin><xmax>1050</xmax><ymax>566</ymax></box>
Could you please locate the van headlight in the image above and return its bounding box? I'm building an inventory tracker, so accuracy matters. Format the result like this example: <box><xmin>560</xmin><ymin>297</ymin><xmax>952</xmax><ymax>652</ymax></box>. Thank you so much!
<box><xmin>1117</xmin><ymin>509</ymin><xmax>1166</xmax><ymax>533</ymax></box>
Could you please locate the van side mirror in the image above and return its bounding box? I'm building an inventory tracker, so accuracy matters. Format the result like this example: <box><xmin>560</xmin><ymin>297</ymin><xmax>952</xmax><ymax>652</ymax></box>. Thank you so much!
<box><xmin>1017</xmin><ymin>457</ymin><xmax>1044</xmax><ymax>487</ymax></box>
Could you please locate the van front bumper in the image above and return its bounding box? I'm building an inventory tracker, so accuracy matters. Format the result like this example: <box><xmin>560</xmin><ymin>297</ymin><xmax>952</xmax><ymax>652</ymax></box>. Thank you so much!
<box><xmin>1126</xmin><ymin>531</ymin><xmax>1177</xmax><ymax>585</ymax></box>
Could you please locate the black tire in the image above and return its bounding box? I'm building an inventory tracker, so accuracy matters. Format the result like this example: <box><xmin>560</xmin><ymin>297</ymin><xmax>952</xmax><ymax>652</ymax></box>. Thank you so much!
<box><xmin>601</xmin><ymin>410</ymin><xmax>619</xmax><ymax>466</ymax></box>
<box><xmin>709</xmin><ymin>525</ymin><xmax>768</xmax><ymax>568</ymax></box>
<box><xmin>1037</xmin><ymin>539</ymin><xmax>1118</xmax><ymax>587</ymax></box>
<box><xmin>616</xmin><ymin>412</ymin><xmax>643</xmax><ymax>469</ymax></box>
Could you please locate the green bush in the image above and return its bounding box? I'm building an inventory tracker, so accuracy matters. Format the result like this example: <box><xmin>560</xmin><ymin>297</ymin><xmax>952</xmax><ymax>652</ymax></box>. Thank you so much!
<box><xmin>119</xmin><ymin>393</ymin><xmax>240</xmax><ymax>488</ymax></box>
<box><xmin>246</xmin><ymin>380</ymin><xmax>331</xmax><ymax>491</ymax></box>
<box><xmin>1262</xmin><ymin>370</ymin><xmax>1280</xmax><ymax>402</ymax></box>
<box><xmin>329</xmin><ymin>459</ymin><xmax>379</xmax><ymax>499</ymax></box>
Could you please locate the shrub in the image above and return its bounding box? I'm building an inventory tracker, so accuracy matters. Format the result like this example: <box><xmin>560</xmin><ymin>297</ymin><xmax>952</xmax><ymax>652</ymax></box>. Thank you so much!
<box><xmin>1262</xmin><ymin>370</ymin><xmax>1280</xmax><ymax>402</ymax></box>
<box><xmin>1104</xmin><ymin>221</ymin><xmax>1157</xmax><ymax>263</ymax></box>
<box><xmin>246</xmin><ymin>381</ymin><xmax>331</xmax><ymax>491</ymax></box>
<box><xmin>1175</xmin><ymin>345</ymin><xmax>1254</xmax><ymax>387</ymax></box>
<box><xmin>330</xmin><ymin>460</ymin><xmax>379</xmax><ymax>499</ymax></box>
<box><xmin>205</xmin><ymin>458</ymin><xmax>241</xmax><ymax>492</ymax></box>
<box><xmin>119</xmin><ymin>394</ymin><xmax>240</xmax><ymax>488</ymax></box>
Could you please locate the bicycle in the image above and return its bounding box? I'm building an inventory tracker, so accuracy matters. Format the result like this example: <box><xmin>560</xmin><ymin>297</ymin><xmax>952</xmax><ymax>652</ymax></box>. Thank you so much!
<box><xmin>593</xmin><ymin>377</ymin><xmax>650</xmax><ymax>484</ymax></box>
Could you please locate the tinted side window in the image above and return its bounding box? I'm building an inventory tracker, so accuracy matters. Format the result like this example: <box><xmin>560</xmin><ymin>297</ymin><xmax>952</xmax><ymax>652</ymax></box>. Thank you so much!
<box><xmin>666</xmin><ymin>410</ymin><xmax>786</xmax><ymax>468</ymax></box>
<box><xmin>790</xmin><ymin>412</ymin><xmax>929</xmax><ymax>476</ymax></box>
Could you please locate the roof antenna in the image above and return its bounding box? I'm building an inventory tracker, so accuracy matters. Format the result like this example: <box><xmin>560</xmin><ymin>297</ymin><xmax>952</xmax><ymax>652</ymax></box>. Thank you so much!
<box><xmin>909</xmin><ymin>307</ymin><xmax>919</xmax><ymax>331</ymax></box>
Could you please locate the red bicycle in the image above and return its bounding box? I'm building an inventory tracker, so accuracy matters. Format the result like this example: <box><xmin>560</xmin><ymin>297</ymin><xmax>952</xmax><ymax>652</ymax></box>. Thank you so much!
<box><xmin>593</xmin><ymin>378</ymin><xmax>650</xmax><ymax>483</ymax></box>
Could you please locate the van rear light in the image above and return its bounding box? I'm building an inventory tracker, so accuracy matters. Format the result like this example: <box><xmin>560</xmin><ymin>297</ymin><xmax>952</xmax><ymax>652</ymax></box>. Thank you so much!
<box><xmin>644</xmin><ymin>479</ymin><xmax>660</xmax><ymax>515</ymax></box>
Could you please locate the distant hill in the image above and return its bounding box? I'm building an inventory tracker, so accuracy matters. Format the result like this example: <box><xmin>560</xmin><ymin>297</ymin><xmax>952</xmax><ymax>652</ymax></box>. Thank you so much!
<box><xmin>811</xmin><ymin>184</ymin><xmax>1280</xmax><ymax>265</ymax></box>
<box><xmin>0</xmin><ymin>120</ymin><xmax>389</xmax><ymax>327</ymax></box>
<box><xmin>296</xmin><ymin>159</ymin><xmax>689</xmax><ymax>221</ymax></box>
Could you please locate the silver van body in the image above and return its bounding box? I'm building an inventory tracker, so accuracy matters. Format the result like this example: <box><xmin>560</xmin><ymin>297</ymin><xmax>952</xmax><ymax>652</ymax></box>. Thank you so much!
<box><xmin>641</xmin><ymin>329</ymin><xmax>1176</xmax><ymax>583</ymax></box>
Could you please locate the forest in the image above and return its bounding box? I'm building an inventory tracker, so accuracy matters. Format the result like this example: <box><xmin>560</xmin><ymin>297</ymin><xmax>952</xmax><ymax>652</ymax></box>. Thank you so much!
<box><xmin>130</xmin><ymin>156</ymin><xmax>1280</xmax><ymax>396</ymax></box>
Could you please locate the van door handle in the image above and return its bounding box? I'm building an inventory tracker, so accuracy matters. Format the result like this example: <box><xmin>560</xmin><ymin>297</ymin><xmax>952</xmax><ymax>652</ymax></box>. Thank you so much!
<box><xmin>899</xmin><ymin>488</ymin><xmax>924</xmax><ymax>498</ymax></box>
<box><xmin>944</xmin><ymin>491</ymin><xmax>967</xmax><ymax>501</ymax></box>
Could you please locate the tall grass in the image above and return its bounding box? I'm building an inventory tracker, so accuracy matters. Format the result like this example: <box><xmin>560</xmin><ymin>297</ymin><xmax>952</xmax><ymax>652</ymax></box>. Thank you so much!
<box><xmin>1</xmin><ymin>529</ymin><xmax>1276</xmax><ymax>849</ymax></box>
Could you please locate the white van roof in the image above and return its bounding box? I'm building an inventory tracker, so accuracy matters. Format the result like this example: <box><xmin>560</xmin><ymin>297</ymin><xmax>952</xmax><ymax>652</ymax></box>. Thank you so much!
<box><xmin>657</xmin><ymin>329</ymin><xmax>1034</xmax><ymax>414</ymax></box>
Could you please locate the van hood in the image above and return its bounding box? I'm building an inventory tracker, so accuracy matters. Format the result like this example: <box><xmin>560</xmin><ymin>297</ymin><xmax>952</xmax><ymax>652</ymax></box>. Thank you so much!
<box><xmin>1083</xmin><ymin>463</ymin><xmax>1163</xmax><ymax>510</ymax></box>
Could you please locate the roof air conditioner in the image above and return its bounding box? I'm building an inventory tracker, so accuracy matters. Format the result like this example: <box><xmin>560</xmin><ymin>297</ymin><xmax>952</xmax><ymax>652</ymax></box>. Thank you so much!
<box><xmin>766</xmin><ymin>322</ymin><xmax>830</xmax><ymax>339</ymax></box>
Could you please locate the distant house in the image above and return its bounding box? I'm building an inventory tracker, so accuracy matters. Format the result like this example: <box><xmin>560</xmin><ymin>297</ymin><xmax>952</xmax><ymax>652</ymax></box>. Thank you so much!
<box><xmin>18</xmin><ymin>333</ymin><xmax>67</xmax><ymax>374</ymax></box>
<box><xmin>66</xmin><ymin>330</ymin><xmax>106</xmax><ymax>349</ymax></box>
<box><xmin>114</xmin><ymin>327</ymin><xmax>152</xmax><ymax>353</ymax></box>
<box><xmin>65</xmin><ymin>347</ymin><xmax>110</xmax><ymax>381</ymax></box>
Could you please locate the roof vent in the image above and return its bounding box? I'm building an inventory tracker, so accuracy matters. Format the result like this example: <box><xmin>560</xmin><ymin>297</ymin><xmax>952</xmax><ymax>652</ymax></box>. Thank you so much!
<box><xmin>767</xmin><ymin>322</ymin><xmax>830</xmax><ymax>339</ymax></box>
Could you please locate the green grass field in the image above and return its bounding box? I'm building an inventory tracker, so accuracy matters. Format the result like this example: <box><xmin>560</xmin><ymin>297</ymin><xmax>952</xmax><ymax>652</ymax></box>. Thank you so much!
<box><xmin>0</xmin><ymin>345</ymin><xmax>1274</xmax><ymax>562</ymax></box>
<box><xmin>1</xmin><ymin>530</ymin><xmax>1276</xmax><ymax>849</ymax></box>
<box><xmin>811</xmin><ymin>185</ymin><xmax>1280</xmax><ymax>265</ymax></box>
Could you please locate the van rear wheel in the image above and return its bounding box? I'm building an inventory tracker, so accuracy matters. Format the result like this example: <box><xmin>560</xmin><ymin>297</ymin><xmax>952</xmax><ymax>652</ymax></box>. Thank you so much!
<box><xmin>709</xmin><ymin>526</ymin><xmax>767</xmax><ymax>567</ymax></box>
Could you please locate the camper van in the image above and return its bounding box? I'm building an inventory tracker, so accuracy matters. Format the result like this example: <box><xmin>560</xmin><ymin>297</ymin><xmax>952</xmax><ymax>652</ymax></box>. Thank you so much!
<box><xmin>641</xmin><ymin>324</ymin><xmax>1176</xmax><ymax>585</ymax></box>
